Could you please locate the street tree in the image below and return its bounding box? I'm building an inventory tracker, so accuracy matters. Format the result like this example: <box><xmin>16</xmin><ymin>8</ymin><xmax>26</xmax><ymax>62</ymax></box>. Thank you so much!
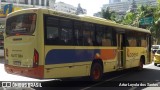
<box><xmin>101</xmin><ymin>7</ymin><xmax>117</xmax><ymax>21</ymax></box>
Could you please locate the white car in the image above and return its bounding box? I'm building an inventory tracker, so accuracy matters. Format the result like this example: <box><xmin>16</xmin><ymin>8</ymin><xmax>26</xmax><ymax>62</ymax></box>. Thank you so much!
<box><xmin>152</xmin><ymin>45</ymin><xmax>160</xmax><ymax>54</ymax></box>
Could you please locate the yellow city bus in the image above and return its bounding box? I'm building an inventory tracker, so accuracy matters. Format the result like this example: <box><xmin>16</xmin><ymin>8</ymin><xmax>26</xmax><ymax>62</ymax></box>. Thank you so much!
<box><xmin>4</xmin><ymin>8</ymin><xmax>152</xmax><ymax>81</ymax></box>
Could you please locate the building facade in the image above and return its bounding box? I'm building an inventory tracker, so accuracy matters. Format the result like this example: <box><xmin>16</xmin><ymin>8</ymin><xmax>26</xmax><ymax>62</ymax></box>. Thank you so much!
<box><xmin>53</xmin><ymin>2</ymin><xmax>77</xmax><ymax>14</ymax></box>
<box><xmin>0</xmin><ymin>0</ymin><xmax>87</xmax><ymax>14</ymax></box>
<box><xmin>109</xmin><ymin>0</ymin><xmax>121</xmax><ymax>4</ymax></box>
<box><xmin>1</xmin><ymin>0</ymin><xmax>50</xmax><ymax>8</ymax></box>
<box><xmin>54</xmin><ymin>2</ymin><xmax>86</xmax><ymax>15</ymax></box>
<box><xmin>103</xmin><ymin>0</ymin><xmax>157</xmax><ymax>14</ymax></box>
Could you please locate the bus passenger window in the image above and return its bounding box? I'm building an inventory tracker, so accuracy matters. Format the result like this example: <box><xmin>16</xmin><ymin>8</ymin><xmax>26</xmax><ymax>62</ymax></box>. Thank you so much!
<box><xmin>59</xmin><ymin>19</ymin><xmax>73</xmax><ymax>45</ymax></box>
<box><xmin>83</xmin><ymin>23</ymin><xmax>95</xmax><ymax>46</ymax></box>
<box><xmin>140</xmin><ymin>34</ymin><xmax>147</xmax><ymax>47</ymax></box>
<box><xmin>46</xmin><ymin>26</ymin><xmax>59</xmax><ymax>45</ymax></box>
<box><xmin>87</xmin><ymin>37</ymin><xmax>93</xmax><ymax>46</ymax></box>
<box><xmin>141</xmin><ymin>39</ymin><xmax>147</xmax><ymax>47</ymax></box>
<box><xmin>102</xmin><ymin>38</ymin><xmax>111</xmax><ymax>46</ymax></box>
<box><xmin>75</xmin><ymin>29</ymin><xmax>83</xmax><ymax>46</ymax></box>
<box><xmin>96</xmin><ymin>32</ymin><xmax>103</xmax><ymax>46</ymax></box>
<box><xmin>60</xmin><ymin>28</ymin><xmax>72</xmax><ymax>45</ymax></box>
<box><xmin>83</xmin><ymin>30</ymin><xmax>93</xmax><ymax>46</ymax></box>
<box><xmin>102</xmin><ymin>31</ymin><xmax>112</xmax><ymax>46</ymax></box>
<box><xmin>128</xmin><ymin>38</ymin><xmax>137</xmax><ymax>47</ymax></box>
<box><xmin>74</xmin><ymin>21</ymin><xmax>83</xmax><ymax>46</ymax></box>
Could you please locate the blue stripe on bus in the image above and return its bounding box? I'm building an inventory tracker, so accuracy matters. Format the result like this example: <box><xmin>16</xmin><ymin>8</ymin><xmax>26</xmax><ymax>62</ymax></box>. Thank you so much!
<box><xmin>45</xmin><ymin>49</ymin><xmax>100</xmax><ymax>65</ymax></box>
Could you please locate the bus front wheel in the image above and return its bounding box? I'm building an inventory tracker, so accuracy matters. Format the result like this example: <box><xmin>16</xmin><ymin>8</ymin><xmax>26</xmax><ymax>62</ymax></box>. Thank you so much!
<box><xmin>90</xmin><ymin>62</ymin><xmax>103</xmax><ymax>81</ymax></box>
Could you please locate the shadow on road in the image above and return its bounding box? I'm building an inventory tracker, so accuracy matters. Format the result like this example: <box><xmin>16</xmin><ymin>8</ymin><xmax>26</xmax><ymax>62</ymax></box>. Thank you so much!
<box><xmin>39</xmin><ymin>65</ymin><xmax>160</xmax><ymax>90</ymax></box>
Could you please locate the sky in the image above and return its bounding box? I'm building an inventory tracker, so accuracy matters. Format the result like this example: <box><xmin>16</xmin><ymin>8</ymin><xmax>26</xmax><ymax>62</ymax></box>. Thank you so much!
<box><xmin>56</xmin><ymin>0</ymin><xmax>109</xmax><ymax>16</ymax></box>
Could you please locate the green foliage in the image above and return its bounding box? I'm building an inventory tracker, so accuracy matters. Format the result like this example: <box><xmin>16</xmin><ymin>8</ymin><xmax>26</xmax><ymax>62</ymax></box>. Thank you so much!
<box><xmin>101</xmin><ymin>7</ymin><xmax>117</xmax><ymax>21</ymax></box>
<box><xmin>99</xmin><ymin>3</ymin><xmax>160</xmax><ymax>44</ymax></box>
<box><xmin>122</xmin><ymin>12</ymin><xmax>136</xmax><ymax>26</ymax></box>
<box><xmin>121</xmin><ymin>3</ymin><xmax>160</xmax><ymax>44</ymax></box>
<box><xmin>157</xmin><ymin>0</ymin><xmax>160</xmax><ymax>3</ymax></box>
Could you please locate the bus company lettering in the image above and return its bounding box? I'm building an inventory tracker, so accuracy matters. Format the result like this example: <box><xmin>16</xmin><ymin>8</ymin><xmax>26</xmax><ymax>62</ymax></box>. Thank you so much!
<box><xmin>11</xmin><ymin>54</ymin><xmax>23</xmax><ymax>58</ymax></box>
<box><xmin>127</xmin><ymin>48</ymin><xmax>138</xmax><ymax>57</ymax></box>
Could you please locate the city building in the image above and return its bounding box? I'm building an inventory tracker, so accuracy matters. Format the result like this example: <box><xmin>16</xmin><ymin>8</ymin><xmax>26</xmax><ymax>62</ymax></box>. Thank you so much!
<box><xmin>53</xmin><ymin>2</ymin><xmax>77</xmax><ymax>14</ymax></box>
<box><xmin>54</xmin><ymin>2</ymin><xmax>86</xmax><ymax>15</ymax></box>
<box><xmin>103</xmin><ymin>0</ymin><xmax>157</xmax><ymax>14</ymax></box>
<box><xmin>109</xmin><ymin>0</ymin><xmax>121</xmax><ymax>4</ymax></box>
<box><xmin>0</xmin><ymin>0</ymin><xmax>50</xmax><ymax>8</ymax></box>
<box><xmin>0</xmin><ymin>0</ymin><xmax>87</xmax><ymax>15</ymax></box>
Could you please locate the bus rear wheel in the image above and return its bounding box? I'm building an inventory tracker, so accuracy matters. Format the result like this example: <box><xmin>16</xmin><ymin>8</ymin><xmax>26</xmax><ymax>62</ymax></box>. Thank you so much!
<box><xmin>137</xmin><ymin>59</ymin><xmax>143</xmax><ymax>71</ymax></box>
<box><xmin>90</xmin><ymin>63</ymin><xmax>103</xmax><ymax>81</ymax></box>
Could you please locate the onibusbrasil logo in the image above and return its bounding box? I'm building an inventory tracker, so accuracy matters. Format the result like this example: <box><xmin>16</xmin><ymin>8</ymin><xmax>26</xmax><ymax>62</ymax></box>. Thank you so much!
<box><xmin>1</xmin><ymin>82</ymin><xmax>42</xmax><ymax>88</ymax></box>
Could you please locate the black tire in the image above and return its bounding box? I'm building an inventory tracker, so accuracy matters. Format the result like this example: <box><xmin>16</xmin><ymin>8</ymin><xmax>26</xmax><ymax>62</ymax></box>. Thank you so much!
<box><xmin>154</xmin><ymin>63</ymin><xmax>157</xmax><ymax>66</ymax></box>
<box><xmin>90</xmin><ymin>62</ymin><xmax>103</xmax><ymax>81</ymax></box>
<box><xmin>139</xmin><ymin>60</ymin><xmax>143</xmax><ymax>70</ymax></box>
<box><xmin>136</xmin><ymin>58</ymin><xmax>143</xmax><ymax>71</ymax></box>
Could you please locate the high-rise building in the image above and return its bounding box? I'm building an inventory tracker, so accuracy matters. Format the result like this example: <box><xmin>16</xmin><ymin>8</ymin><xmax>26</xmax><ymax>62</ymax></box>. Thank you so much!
<box><xmin>0</xmin><ymin>0</ymin><xmax>50</xmax><ymax>9</ymax></box>
<box><xmin>54</xmin><ymin>2</ymin><xmax>87</xmax><ymax>15</ymax></box>
<box><xmin>109</xmin><ymin>0</ymin><xmax>121</xmax><ymax>4</ymax></box>
<box><xmin>54</xmin><ymin>2</ymin><xmax>77</xmax><ymax>14</ymax></box>
<box><xmin>103</xmin><ymin>0</ymin><xmax>157</xmax><ymax>14</ymax></box>
<box><xmin>0</xmin><ymin>0</ymin><xmax>87</xmax><ymax>14</ymax></box>
<box><xmin>94</xmin><ymin>0</ymin><xmax>157</xmax><ymax>18</ymax></box>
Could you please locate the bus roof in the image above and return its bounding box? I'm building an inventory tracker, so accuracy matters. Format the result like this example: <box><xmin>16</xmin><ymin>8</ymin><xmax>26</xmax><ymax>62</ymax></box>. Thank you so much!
<box><xmin>7</xmin><ymin>8</ymin><xmax>150</xmax><ymax>34</ymax></box>
<box><xmin>79</xmin><ymin>15</ymin><xmax>150</xmax><ymax>34</ymax></box>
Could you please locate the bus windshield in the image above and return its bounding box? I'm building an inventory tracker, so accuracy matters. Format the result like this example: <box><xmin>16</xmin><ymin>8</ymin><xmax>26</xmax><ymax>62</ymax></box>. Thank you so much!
<box><xmin>6</xmin><ymin>13</ymin><xmax>36</xmax><ymax>36</ymax></box>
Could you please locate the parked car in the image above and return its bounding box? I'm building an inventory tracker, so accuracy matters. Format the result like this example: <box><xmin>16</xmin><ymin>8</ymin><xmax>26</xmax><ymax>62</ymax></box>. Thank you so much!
<box><xmin>152</xmin><ymin>45</ymin><xmax>160</xmax><ymax>54</ymax></box>
<box><xmin>154</xmin><ymin>49</ymin><xmax>160</xmax><ymax>66</ymax></box>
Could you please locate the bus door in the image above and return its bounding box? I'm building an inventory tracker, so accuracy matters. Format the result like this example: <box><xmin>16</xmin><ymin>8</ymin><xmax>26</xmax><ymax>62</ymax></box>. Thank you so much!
<box><xmin>117</xmin><ymin>32</ymin><xmax>125</xmax><ymax>69</ymax></box>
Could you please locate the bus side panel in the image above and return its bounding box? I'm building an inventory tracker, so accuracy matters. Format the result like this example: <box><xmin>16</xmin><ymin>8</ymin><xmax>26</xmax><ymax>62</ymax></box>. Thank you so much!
<box><xmin>44</xmin><ymin>46</ymin><xmax>94</xmax><ymax>78</ymax></box>
<box><xmin>44</xmin><ymin>46</ymin><xmax>118</xmax><ymax>78</ymax></box>
<box><xmin>101</xmin><ymin>47</ymin><xmax>118</xmax><ymax>73</ymax></box>
<box><xmin>126</xmin><ymin>47</ymin><xmax>147</xmax><ymax>68</ymax></box>
<box><xmin>37</xmin><ymin>9</ymin><xmax>45</xmax><ymax>71</ymax></box>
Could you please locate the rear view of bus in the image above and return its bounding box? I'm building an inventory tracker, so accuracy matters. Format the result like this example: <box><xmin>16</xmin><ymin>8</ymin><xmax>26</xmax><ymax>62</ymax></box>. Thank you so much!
<box><xmin>4</xmin><ymin>9</ymin><xmax>44</xmax><ymax>78</ymax></box>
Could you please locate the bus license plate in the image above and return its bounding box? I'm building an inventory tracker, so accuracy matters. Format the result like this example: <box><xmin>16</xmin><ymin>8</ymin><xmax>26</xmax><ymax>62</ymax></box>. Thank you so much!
<box><xmin>13</xmin><ymin>61</ymin><xmax>21</xmax><ymax>65</ymax></box>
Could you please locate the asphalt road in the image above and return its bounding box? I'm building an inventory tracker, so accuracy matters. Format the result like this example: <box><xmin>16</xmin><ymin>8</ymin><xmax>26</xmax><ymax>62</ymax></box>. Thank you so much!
<box><xmin>80</xmin><ymin>63</ymin><xmax>160</xmax><ymax>90</ymax></box>
<box><xmin>40</xmin><ymin>63</ymin><xmax>160</xmax><ymax>90</ymax></box>
<box><xmin>1</xmin><ymin>57</ymin><xmax>160</xmax><ymax>90</ymax></box>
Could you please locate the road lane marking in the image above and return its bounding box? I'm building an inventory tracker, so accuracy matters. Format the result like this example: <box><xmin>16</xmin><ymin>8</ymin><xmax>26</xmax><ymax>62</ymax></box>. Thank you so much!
<box><xmin>80</xmin><ymin>72</ymin><xmax>130</xmax><ymax>90</ymax></box>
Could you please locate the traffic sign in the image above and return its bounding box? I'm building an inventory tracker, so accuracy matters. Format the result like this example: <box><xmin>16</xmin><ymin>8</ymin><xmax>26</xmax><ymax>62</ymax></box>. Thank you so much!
<box><xmin>139</xmin><ymin>17</ymin><xmax>153</xmax><ymax>25</ymax></box>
